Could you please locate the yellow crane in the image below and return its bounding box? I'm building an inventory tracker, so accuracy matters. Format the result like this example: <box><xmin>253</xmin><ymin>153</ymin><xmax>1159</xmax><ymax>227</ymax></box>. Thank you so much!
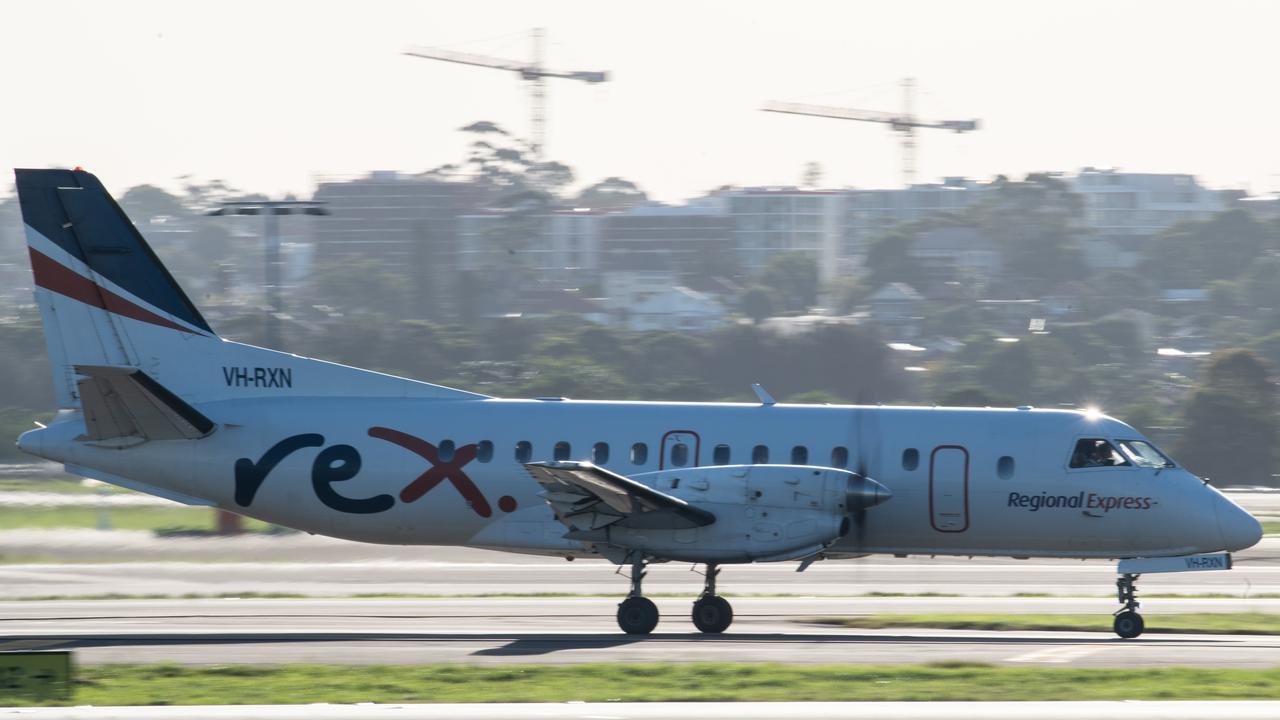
<box><xmin>762</xmin><ymin>78</ymin><xmax>979</xmax><ymax>186</ymax></box>
<box><xmin>404</xmin><ymin>29</ymin><xmax>609</xmax><ymax>159</ymax></box>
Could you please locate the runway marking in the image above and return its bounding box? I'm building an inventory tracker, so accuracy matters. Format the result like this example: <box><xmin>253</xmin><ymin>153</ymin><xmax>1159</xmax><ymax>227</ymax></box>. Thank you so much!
<box><xmin>1007</xmin><ymin>645</ymin><xmax>1107</xmax><ymax>664</ymax></box>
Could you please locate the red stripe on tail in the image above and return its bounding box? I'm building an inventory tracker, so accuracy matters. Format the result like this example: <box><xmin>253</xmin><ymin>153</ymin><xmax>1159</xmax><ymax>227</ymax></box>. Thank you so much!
<box><xmin>29</xmin><ymin>248</ymin><xmax>203</xmax><ymax>336</ymax></box>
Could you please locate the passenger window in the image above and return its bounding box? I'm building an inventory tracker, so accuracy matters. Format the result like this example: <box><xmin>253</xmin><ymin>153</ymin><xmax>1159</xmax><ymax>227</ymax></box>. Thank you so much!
<box><xmin>752</xmin><ymin>445</ymin><xmax>770</xmax><ymax>464</ymax></box>
<box><xmin>476</xmin><ymin>440</ymin><xmax>493</xmax><ymax>463</ymax></box>
<box><xmin>997</xmin><ymin>455</ymin><xmax>1015</xmax><ymax>479</ymax></box>
<box><xmin>831</xmin><ymin>446</ymin><xmax>849</xmax><ymax>469</ymax></box>
<box><xmin>1069</xmin><ymin>438</ymin><xmax>1130</xmax><ymax>469</ymax></box>
<box><xmin>438</xmin><ymin>439</ymin><xmax>455</xmax><ymax>462</ymax></box>
<box><xmin>713</xmin><ymin>444</ymin><xmax>731</xmax><ymax>465</ymax></box>
<box><xmin>902</xmin><ymin>448</ymin><xmax>919</xmax><ymax>471</ymax></box>
<box><xmin>592</xmin><ymin>442</ymin><xmax>610</xmax><ymax>465</ymax></box>
<box><xmin>791</xmin><ymin>445</ymin><xmax>808</xmax><ymax>464</ymax></box>
<box><xmin>670</xmin><ymin>442</ymin><xmax>689</xmax><ymax>467</ymax></box>
<box><xmin>515</xmin><ymin>441</ymin><xmax>532</xmax><ymax>463</ymax></box>
<box><xmin>554</xmin><ymin>441</ymin><xmax>571</xmax><ymax>462</ymax></box>
<box><xmin>631</xmin><ymin>442</ymin><xmax>648</xmax><ymax>465</ymax></box>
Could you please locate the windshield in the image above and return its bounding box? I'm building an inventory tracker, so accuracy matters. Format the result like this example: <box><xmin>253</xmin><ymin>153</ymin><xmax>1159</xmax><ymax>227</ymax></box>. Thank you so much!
<box><xmin>1069</xmin><ymin>438</ymin><xmax>1130</xmax><ymax>468</ymax></box>
<box><xmin>1117</xmin><ymin>439</ymin><xmax>1175</xmax><ymax>469</ymax></box>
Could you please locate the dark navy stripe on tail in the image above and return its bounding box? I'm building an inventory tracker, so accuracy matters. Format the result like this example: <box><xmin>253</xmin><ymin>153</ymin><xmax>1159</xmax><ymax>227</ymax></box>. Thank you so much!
<box><xmin>15</xmin><ymin>168</ymin><xmax>214</xmax><ymax>335</ymax></box>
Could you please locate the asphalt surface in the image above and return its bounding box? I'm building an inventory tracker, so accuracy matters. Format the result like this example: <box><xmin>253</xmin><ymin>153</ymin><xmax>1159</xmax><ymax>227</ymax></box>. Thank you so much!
<box><xmin>2</xmin><ymin>537</ymin><xmax>1279</xmax><ymax>598</ymax></box>
<box><xmin>3</xmin><ymin>596</ymin><xmax>1280</xmax><ymax>667</ymax></box>
<box><xmin>8</xmin><ymin>702</ymin><xmax>1280</xmax><ymax>720</ymax></box>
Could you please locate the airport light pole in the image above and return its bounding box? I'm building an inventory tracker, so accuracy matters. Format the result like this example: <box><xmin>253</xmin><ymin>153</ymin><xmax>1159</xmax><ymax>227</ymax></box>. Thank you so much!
<box><xmin>207</xmin><ymin>200</ymin><xmax>329</xmax><ymax>534</ymax></box>
<box><xmin>207</xmin><ymin>201</ymin><xmax>330</xmax><ymax>350</ymax></box>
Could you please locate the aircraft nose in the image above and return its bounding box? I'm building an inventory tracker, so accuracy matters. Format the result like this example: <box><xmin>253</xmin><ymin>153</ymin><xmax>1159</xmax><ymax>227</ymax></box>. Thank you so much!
<box><xmin>1215</xmin><ymin>492</ymin><xmax>1263</xmax><ymax>551</ymax></box>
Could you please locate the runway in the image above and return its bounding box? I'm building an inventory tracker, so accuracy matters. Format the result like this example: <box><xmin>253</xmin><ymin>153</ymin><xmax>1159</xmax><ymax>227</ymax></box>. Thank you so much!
<box><xmin>2</xmin><ymin>539</ymin><xmax>1279</xmax><ymax>598</ymax></box>
<box><xmin>4</xmin><ymin>597</ymin><xmax>1280</xmax><ymax>667</ymax></box>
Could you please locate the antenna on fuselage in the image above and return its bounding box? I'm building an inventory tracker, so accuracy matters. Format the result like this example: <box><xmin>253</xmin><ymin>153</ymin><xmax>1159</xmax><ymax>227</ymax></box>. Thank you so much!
<box><xmin>751</xmin><ymin>383</ymin><xmax>776</xmax><ymax>406</ymax></box>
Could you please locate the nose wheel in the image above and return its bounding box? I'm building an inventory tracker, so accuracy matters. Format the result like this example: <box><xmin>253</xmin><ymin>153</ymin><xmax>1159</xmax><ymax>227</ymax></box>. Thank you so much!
<box><xmin>1113</xmin><ymin>573</ymin><xmax>1144</xmax><ymax>639</ymax></box>
<box><xmin>691</xmin><ymin>564</ymin><xmax>733</xmax><ymax>633</ymax></box>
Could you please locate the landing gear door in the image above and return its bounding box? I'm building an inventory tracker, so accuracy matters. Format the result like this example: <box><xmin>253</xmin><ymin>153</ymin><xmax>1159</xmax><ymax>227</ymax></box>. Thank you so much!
<box><xmin>930</xmin><ymin>445</ymin><xmax>969</xmax><ymax>532</ymax></box>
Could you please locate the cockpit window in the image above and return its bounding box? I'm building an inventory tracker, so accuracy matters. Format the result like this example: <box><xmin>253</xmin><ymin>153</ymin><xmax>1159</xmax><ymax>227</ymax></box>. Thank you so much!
<box><xmin>1069</xmin><ymin>438</ymin><xmax>1130</xmax><ymax>469</ymax></box>
<box><xmin>1117</xmin><ymin>440</ymin><xmax>1175</xmax><ymax>469</ymax></box>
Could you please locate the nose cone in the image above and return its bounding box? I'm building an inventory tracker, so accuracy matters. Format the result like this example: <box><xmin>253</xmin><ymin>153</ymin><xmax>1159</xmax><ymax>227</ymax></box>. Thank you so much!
<box><xmin>1215</xmin><ymin>492</ymin><xmax>1263</xmax><ymax>552</ymax></box>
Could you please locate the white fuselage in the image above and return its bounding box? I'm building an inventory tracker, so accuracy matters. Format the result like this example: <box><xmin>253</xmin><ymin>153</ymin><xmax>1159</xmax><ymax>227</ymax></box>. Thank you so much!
<box><xmin>25</xmin><ymin>397</ymin><xmax>1260</xmax><ymax>562</ymax></box>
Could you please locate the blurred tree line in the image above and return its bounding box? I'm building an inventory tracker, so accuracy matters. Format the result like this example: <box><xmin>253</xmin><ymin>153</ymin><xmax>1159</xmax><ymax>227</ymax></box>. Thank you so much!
<box><xmin>3</xmin><ymin>139</ymin><xmax>1280</xmax><ymax>483</ymax></box>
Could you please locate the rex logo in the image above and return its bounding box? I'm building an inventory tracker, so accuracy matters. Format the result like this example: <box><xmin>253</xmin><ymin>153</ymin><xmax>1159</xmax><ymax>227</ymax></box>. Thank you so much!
<box><xmin>233</xmin><ymin>427</ymin><xmax>517</xmax><ymax>516</ymax></box>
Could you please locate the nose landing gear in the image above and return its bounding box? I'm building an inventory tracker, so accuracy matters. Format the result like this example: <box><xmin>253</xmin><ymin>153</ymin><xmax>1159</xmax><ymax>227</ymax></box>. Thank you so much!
<box><xmin>1113</xmin><ymin>573</ymin><xmax>1144</xmax><ymax>639</ymax></box>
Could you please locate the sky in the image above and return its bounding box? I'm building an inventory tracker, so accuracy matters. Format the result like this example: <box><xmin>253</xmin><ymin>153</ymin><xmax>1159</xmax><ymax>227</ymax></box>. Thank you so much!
<box><xmin>2</xmin><ymin>0</ymin><xmax>1278</xmax><ymax>202</ymax></box>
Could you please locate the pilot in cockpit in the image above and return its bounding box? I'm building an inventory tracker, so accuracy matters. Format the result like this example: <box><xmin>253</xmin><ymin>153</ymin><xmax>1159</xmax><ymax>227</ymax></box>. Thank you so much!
<box><xmin>1072</xmin><ymin>439</ymin><xmax>1125</xmax><ymax>468</ymax></box>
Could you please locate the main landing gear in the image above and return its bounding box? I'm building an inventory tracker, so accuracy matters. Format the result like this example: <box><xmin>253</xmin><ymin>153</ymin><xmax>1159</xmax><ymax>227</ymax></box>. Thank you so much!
<box><xmin>1113</xmin><ymin>573</ymin><xmax>1145</xmax><ymax>639</ymax></box>
<box><xmin>617</xmin><ymin>556</ymin><xmax>659</xmax><ymax>635</ymax></box>
<box><xmin>692</xmin><ymin>564</ymin><xmax>733</xmax><ymax>634</ymax></box>
<box><xmin>614</xmin><ymin>557</ymin><xmax>734</xmax><ymax>635</ymax></box>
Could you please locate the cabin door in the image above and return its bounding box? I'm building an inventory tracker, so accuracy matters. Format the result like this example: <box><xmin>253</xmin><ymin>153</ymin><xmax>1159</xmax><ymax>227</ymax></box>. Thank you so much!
<box><xmin>659</xmin><ymin>430</ymin><xmax>700</xmax><ymax>470</ymax></box>
<box><xmin>929</xmin><ymin>445</ymin><xmax>969</xmax><ymax>532</ymax></box>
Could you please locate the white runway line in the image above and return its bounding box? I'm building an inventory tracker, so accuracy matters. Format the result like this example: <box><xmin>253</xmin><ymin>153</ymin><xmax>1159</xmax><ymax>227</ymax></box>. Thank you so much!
<box><xmin>1006</xmin><ymin>644</ymin><xmax>1107</xmax><ymax>663</ymax></box>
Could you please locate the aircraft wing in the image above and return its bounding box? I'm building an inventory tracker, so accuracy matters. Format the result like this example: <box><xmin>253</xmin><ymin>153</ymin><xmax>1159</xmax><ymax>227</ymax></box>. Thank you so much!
<box><xmin>524</xmin><ymin>461</ymin><xmax>715</xmax><ymax>532</ymax></box>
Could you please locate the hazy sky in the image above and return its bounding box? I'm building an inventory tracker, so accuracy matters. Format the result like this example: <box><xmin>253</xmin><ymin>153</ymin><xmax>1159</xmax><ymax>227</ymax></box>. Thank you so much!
<box><xmin>2</xmin><ymin>1</ymin><xmax>1277</xmax><ymax>201</ymax></box>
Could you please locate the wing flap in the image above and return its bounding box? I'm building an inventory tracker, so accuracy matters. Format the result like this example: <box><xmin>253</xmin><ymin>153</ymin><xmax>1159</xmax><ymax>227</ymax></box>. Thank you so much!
<box><xmin>524</xmin><ymin>461</ymin><xmax>715</xmax><ymax>532</ymax></box>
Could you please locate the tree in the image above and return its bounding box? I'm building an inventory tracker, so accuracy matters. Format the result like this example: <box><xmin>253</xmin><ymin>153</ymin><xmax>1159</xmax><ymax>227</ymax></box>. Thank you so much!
<box><xmin>740</xmin><ymin>286</ymin><xmax>774</xmax><ymax>323</ymax></box>
<box><xmin>939</xmin><ymin>386</ymin><xmax>1014</xmax><ymax>408</ymax></box>
<box><xmin>758</xmin><ymin>251</ymin><xmax>819</xmax><ymax>313</ymax></box>
<box><xmin>864</xmin><ymin>229</ymin><xmax>921</xmax><ymax>290</ymax></box>
<box><xmin>969</xmin><ymin>173</ymin><xmax>1086</xmax><ymax>286</ymax></box>
<box><xmin>801</xmin><ymin>162</ymin><xmax>823</xmax><ymax>189</ymax></box>
<box><xmin>1141</xmin><ymin>210</ymin><xmax>1270</xmax><ymax>289</ymax></box>
<box><xmin>976</xmin><ymin>341</ymin><xmax>1035</xmax><ymax>403</ymax></box>
<box><xmin>575</xmin><ymin>177</ymin><xmax>649</xmax><ymax>211</ymax></box>
<box><xmin>1176</xmin><ymin>349</ymin><xmax>1277</xmax><ymax>486</ymax></box>
<box><xmin>1243</xmin><ymin>256</ymin><xmax>1280</xmax><ymax>310</ymax></box>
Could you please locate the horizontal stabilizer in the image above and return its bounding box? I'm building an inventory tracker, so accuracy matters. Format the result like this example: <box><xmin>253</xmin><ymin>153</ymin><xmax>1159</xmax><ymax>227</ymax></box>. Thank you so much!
<box><xmin>524</xmin><ymin>460</ymin><xmax>715</xmax><ymax>532</ymax></box>
<box><xmin>75</xmin><ymin>365</ymin><xmax>215</xmax><ymax>442</ymax></box>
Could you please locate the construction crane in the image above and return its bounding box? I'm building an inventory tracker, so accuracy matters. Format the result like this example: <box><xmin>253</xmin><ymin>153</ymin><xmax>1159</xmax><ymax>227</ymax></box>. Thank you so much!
<box><xmin>404</xmin><ymin>29</ymin><xmax>609</xmax><ymax>159</ymax></box>
<box><xmin>762</xmin><ymin>78</ymin><xmax>979</xmax><ymax>187</ymax></box>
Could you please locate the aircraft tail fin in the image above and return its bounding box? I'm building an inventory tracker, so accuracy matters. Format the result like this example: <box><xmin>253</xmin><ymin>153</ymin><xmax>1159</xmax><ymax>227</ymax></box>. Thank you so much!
<box><xmin>16</xmin><ymin>168</ymin><xmax>485</xmax><ymax>408</ymax></box>
<box><xmin>17</xmin><ymin>168</ymin><xmax>216</xmax><ymax>407</ymax></box>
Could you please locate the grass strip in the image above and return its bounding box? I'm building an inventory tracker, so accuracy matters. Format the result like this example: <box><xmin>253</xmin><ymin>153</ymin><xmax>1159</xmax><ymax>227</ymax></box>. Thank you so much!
<box><xmin>0</xmin><ymin>506</ymin><xmax>274</xmax><ymax>533</ymax></box>
<box><xmin>7</xmin><ymin>663</ymin><xmax>1280</xmax><ymax>706</ymax></box>
<box><xmin>806</xmin><ymin>612</ymin><xmax>1280</xmax><ymax>635</ymax></box>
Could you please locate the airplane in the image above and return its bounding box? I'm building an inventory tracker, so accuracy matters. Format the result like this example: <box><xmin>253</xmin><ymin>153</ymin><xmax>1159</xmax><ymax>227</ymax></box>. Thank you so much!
<box><xmin>12</xmin><ymin>168</ymin><xmax>1263</xmax><ymax>639</ymax></box>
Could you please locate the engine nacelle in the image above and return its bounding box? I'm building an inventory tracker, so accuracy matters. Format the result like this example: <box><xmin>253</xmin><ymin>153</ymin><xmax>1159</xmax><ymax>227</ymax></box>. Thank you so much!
<box><xmin>590</xmin><ymin>464</ymin><xmax>890</xmax><ymax>564</ymax></box>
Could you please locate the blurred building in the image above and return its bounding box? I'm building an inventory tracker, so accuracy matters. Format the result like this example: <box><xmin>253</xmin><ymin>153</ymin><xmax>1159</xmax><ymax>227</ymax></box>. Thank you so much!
<box><xmin>311</xmin><ymin>171</ymin><xmax>476</xmax><ymax>317</ymax></box>
<box><xmin>844</xmin><ymin>177</ymin><xmax>985</xmax><ymax>263</ymax></box>
<box><xmin>599</xmin><ymin>270</ymin><xmax>727</xmax><ymax>332</ymax></box>
<box><xmin>598</xmin><ymin>200</ymin><xmax>734</xmax><ymax>286</ymax></box>
<box><xmin>721</xmin><ymin>188</ymin><xmax>845</xmax><ymax>282</ymax></box>
<box><xmin>1070</xmin><ymin>168</ymin><xmax>1227</xmax><ymax>240</ymax></box>
<box><xmin>457</xmin><ymin>208</ymin><xmax>603</xmax><ymax>278</ymax></box>
<box><xmin>910</xmin><ymin>226</ymin><xmax>1002</xmax><ymax>291</ymax></box>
